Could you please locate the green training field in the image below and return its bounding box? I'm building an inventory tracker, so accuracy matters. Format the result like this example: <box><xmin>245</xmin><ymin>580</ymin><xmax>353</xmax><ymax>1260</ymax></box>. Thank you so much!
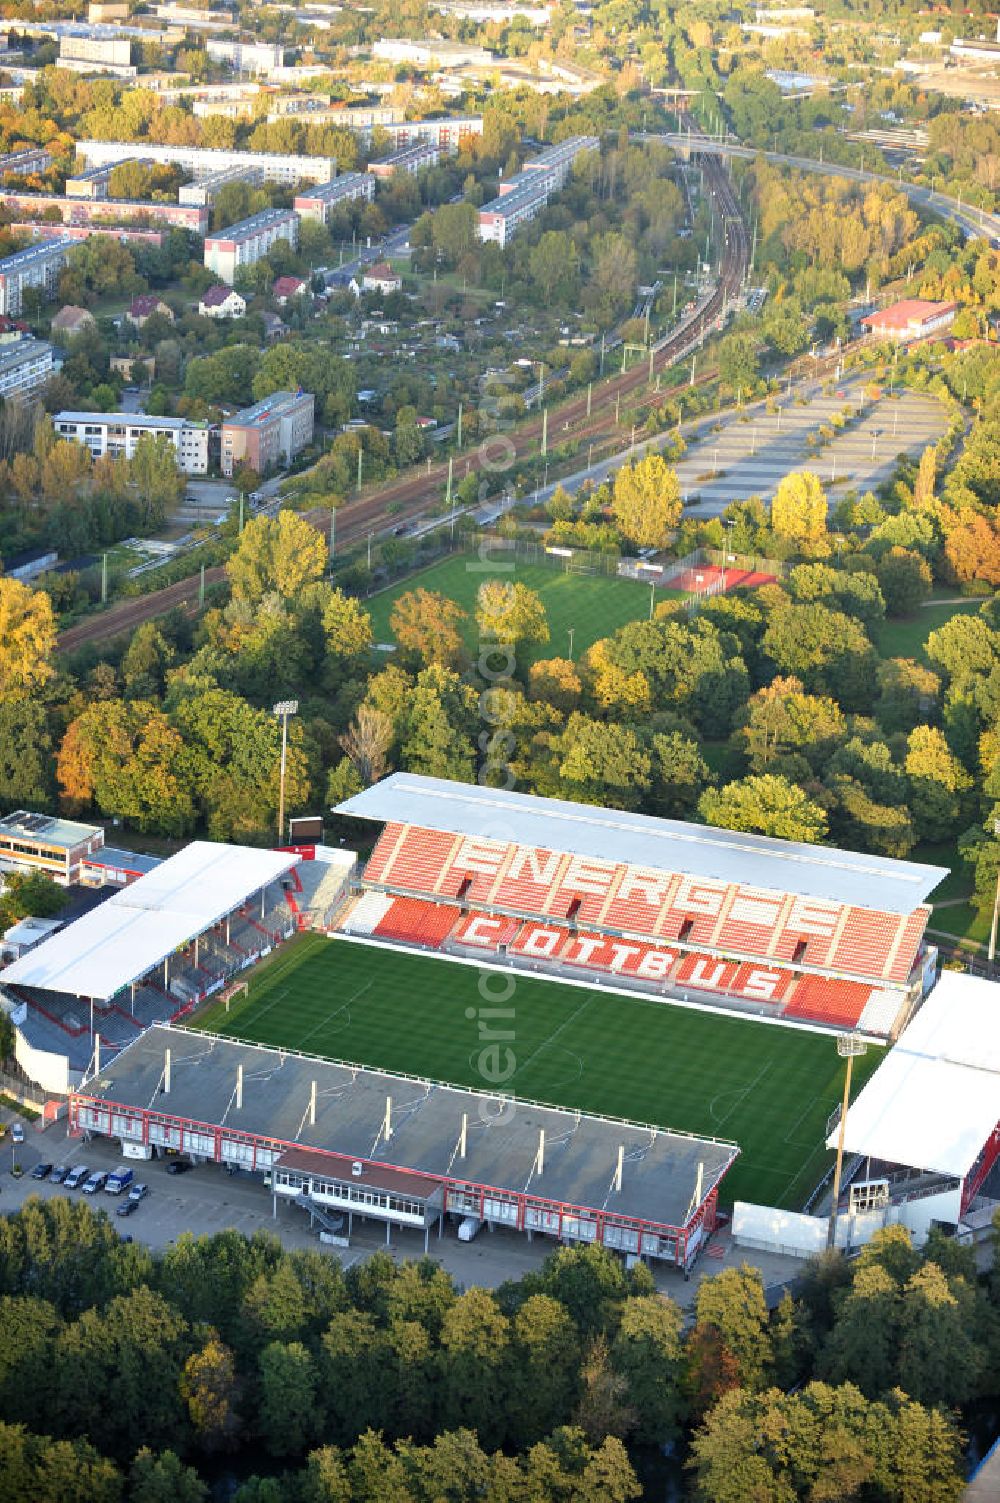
<box><xmin>191</xmin><ymin>934</ymin><xmax>883</xmax><ymax>1210</ymax></box>
<box><xmin>365</xmin><ymin>556</ymin><xmax>681</xmax><ymax>664</ymax></box>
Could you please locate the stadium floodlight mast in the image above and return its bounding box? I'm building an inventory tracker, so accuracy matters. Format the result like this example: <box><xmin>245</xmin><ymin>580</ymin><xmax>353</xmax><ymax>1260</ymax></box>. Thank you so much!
<box><xmin>827</xmin><ymin>1031</ymin><xmax>868</xmax><ymax>1250</ymax></box>
<box><xmin>273</xmin><ymin>700</ymin><xmax>299</xmax><ymax>845</ymax></box>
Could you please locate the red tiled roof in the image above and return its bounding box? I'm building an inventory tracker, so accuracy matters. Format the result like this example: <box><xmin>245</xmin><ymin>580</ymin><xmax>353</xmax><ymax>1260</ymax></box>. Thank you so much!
<box><xmin>200</xmin><ymin>284</ymin><xmax>235</xmax><ymax>307</ymax></box>
<box><xmin>272</xmin><ymin>276</ymin><xmax>305</xmax><ymax>298</ymax></box>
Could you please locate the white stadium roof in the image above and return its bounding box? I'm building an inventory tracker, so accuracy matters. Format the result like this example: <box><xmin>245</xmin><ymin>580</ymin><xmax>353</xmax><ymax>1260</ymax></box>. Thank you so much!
<box><xmin>336</xmin><ymin>774</ymin><xmax>947</xmax><ymax>913</ymax></box>
<box><xmin>827</xmin><ymin>972</ymin><xmax>1000</xmax><ymax>1179</ymax></box>
<box><xmin>0</xmin><ymin>842</ymin><xmax>297</xmax><ymax>1002</ymax></box>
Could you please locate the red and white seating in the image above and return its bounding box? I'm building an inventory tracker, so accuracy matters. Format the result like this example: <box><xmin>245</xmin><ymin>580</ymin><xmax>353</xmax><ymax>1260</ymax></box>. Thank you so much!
<box><xmin>783</xmin><ymin>974</ymin><xmax>874</xmax><ymax>1029</ymax></box>
<box><xmin>373</xmin><ymin>896</ymin><xmax>461</xmax><ymax>948</ymax></box>
<box><xmin>450</xmin><ymin>911</ymin><xmax>521</xmax><ymax>951</ymax></box>
<box><xmin>349</xmin><ymin>822</ymin><xmax>931</xmax><ymax>1038</ymax></box>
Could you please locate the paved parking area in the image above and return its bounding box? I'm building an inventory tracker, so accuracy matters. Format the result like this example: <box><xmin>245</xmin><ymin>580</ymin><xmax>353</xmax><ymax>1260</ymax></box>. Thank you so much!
<box><xmin>0</xmin><ymin>1111</ymin><xmax>810</xmax><ymax>1307</ymax></box>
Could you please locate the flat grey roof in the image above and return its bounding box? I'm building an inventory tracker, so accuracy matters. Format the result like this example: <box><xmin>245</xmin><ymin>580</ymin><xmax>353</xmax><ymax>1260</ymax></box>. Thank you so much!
<box><xmin>336</xmin><ymin>774</ymin><xmax>947</xmax><ymax>913</ymax></box>
<box><xmin>79</xmin><ymin>1024</ymin><xmax>738</xmax><ymax>1232</ymax></box>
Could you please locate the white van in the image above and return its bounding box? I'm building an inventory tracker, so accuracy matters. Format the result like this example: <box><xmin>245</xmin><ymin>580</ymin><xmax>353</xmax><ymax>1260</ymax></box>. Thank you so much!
<box><xmin>457</xmin><ymin>1216</ymin><xmax>482</xmax><ymax>1242</ymax></box>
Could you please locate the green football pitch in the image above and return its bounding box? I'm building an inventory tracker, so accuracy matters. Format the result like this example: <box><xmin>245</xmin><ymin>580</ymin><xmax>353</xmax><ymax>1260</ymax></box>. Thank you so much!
<box><xmin>365</xmin><ymin>556</ymin><xmax>683</xmax><ymax>665</ymax></box>
<box><xmin>191</xmin><ymin>934</ymin><xmax>884</xmax><ymax>1210</ymax></box>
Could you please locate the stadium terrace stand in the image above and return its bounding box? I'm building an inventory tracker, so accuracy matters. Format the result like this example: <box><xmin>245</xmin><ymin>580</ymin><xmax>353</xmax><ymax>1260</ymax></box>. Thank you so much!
<box><xmin>336</xmin><ymin>776</ymin><xmax>948</xmax><ymax>1039</ymax></box>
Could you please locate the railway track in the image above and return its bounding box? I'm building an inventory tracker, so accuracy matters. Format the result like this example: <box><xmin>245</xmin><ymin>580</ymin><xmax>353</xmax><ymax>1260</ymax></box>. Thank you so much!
<box><xmin>58</xmin><ymin>144</ymin><xmax>749</xmax><ymax>654</ymax></box>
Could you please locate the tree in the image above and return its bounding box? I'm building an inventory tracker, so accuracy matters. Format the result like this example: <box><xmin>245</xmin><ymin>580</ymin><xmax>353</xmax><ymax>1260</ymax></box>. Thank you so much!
<box><xmin>507</xmin><ymin>1294</ymin><xmax>581</xmax><ymax>1447</ymax></box>
<box><xmin>610</xmin><ymin>1295</ymin><xmax>686</xmax><ymax>1445</ymax></box>
<box><xmin>258</xmin><ymin>1340</ymin><xmax>319</xmax><ymax>1457</ymax></box>
<box><xmin>557</xmin><ymin>714</ymin><xmax>653</xmax><ymax>810</ymax></box>
<box><xmin>941</xmin><ymin>507</ymin><xmax>1000</xmax><ymax>587</ymax></box>
<box><xmin>475</xmin><ymin>580</ymin><xmax>549</xmax><ymax>653</ymax></box>
<box><xmin>819</xmin><ymin>1261</ymin><xmax>900</xmax><ymax>1396</ymax></box>
<box><xmin>339</xmin><ymin>706</ymin><xmax>392</xmax><ymax>788</ymax></box>
<box><xmin>129</xmin><ymin>1448</ymin><xmax>208</xmax><ymax>1503</ymax></box>
<box><xmin>528</xmin><ymin>657</ymin><xmax>582</xmax><ymax>714</ymax></box>
<box><xmin>693</xmin><ymin>1265</ymin><xmax>772</xmax><ymax>1390</ymax></box>
<box><xmin>322</xmin><ymin>589</ymin><xmax>373</xmax><ymax>660</ymax></box>
<box><xmin>0</xmin><ymin>697</ymin><xmax>53</xmax><ymax>811</ymax></box>
<box><xmin>439</xmin><ymin>1289</ymin><xmax>510</xmax><ymax>1449</ymax></box>
<box><xmin>762</xmin><ymin>603</ymin><xmax>876</xmax><ymax>710</ymax></box>
<box><xmin>430</xmin><ymin>202</ymin><xmax>478</xmax><ymax>265</ymax></box>
<box><xmin>738</xmin><ymin>676</ymin><xmax>847</xmax><ymax>774</ymax></box>
<box><xmin>876</xmin><ymin>547</ymin><xmax>932</xmax><ymax>617</ymax></box>
<box><xmin>400</xmin><ymin>665</ymin><xmax>477</xmax><ymax>781</ymax></box>
<box><xmin>771</xmin><ymin>470</ymin><xmax>828</xmax><ymax>542</ymax></box>
<box><xmin>717</xmin><ymin>330</ymin><xmax>761</xmax><ymax>394</ymax></box>
<box><xmin>875</xmin><ymin>658</ymin><xmax>940</xmax><ymax>734</ymax></box>
<box><xmin>895</xmin><ymin>1261</ymin><xmax>982</xmax><ymax>1409</ymax></box>
<box><xmin>574</xmin><ymin>1336</ymin><xmax>637</xmax><ymax>1443</ymax></box>
<box><xmin>529</xmin><ymin>230</ymin><xmax>580</xmax><ymax>306</ymax></box>
<box><xmin>128</xmin><ymin>433</ymin><xmax>184</xmax><ymax>529</ymax></box>
<box><xmin>227</xmin><ymin>512</ymin><xmax>328</xmax><ymax>604</ymax></box>
<box><xmin>699</xmin><ymin>774</ymin><xmax>829</xmax><ymax>843</ymax></box>
<box><xmin>0</xmin><ymin>870</ymin><xmax>66</xmax><ymax>933</ymax></box>
<box><xmin>179</xmin><ymin>1337</ymin><xmax>241</xmax><ymax>1450</ymax></box>
<box><xmin>650</xmin><ymin>731</ymin><xmax>712</xmax><ymax>816</ymax></box>
<box><xmin>0</xmin><ymin>580</ymin><xmax>56</xmax><ymax>698</ymax></box>
<box><xmin>904</xmin><ymin>725</ymin><xmax>973</xmax><ymax>841</ymax></box>
<box><xmin>611</xmin><ymin>452</ymin><xmax>682</xmax><ymax>549</ymax></box>
<box><xmin>389</xmin><ymin>589</ymin><xmax>467</xmax><ymax>668</ymax></box>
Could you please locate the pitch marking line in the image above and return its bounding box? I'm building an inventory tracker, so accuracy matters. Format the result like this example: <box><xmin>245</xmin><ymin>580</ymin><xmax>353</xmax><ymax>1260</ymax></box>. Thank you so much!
<box><xmin>512</xmin><ymin>994</ymin><xmax>595</xmax><ymax>1084</ymax></box>
<box><xmin>295</xmin><ymin>980</ymin><xmax>373</xmax><ymax>1051</ymax></box>
<box><xmin>709</xmin><ymin>1058</ymin><xmax>773</xmax><ymax>1127</ymax></box>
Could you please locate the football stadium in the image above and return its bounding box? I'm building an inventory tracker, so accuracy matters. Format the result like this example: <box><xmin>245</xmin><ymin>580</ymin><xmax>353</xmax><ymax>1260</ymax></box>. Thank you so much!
<box><xmin>6</xmin><ymin>775</ymin><xmax>1000</xmax><ymax>1274</ymax></box>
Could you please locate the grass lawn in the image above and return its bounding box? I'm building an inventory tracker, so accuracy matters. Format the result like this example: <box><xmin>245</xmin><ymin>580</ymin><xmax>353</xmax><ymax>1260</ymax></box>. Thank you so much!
<box><xmin>928</xmin><ymin>901</ymin><xmax>990</xmax><ymax>947</ymax></box>
<box><xmin>366</xmin><ymin>555</ymin><xmax>681</xmax><ymax>663</ymax></box>
<box><xmin>191</xmin><ymin>933</ymin><xmax>884</xmax><ymax>1211</ymax></box>
<box><xmin>871</xmin><ymin>598</ymin><xmax>980</xmax><ymax>662</ymax></box>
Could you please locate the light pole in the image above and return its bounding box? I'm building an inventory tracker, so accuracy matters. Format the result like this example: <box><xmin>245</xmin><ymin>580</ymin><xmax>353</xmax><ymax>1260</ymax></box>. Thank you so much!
<box><xmin>567</xmin><ymin>626</ymin><xmax>575</xmax><ymax>661</ymax></box>
<box><xmin>828</xmin><ymin>1032</ymin><xmax>868</xmax><ymax>1249</ymax></box>
<box><xmin>273</xmin><ymin>700</ymin><xmax>298</xmax><ymax>846</ymax></box>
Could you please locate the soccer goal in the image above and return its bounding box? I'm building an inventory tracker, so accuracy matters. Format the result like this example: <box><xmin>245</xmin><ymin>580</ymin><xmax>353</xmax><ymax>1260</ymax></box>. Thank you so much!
<box><xmin>221</xmin><ymin>981</ymin><xmax>249</xmax><ymax>1014</ymax></box>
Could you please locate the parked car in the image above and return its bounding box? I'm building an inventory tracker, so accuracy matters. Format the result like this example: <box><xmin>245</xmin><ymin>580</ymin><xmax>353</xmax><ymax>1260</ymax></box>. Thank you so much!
<box><xmin>127</xmin><ymin>1182</ymin><xmax>149</xmax><ymax>1202</ymax></box>
<box><xmin>166</xmin><ymin>1160</ymin><xmax>192</xmax><ymax>1175</ymax></box>
<box><xmin>104</xmin><ymin>1165</ymin><xmax>133</xmax><ymax>1196</ymax></box>
<box><xmin>30</xmin><ymin>1162</ymin><xmax>52</xmax><ymax>1181</ymax></box>
<box><xmin>49</xmin><ymin>1165</ymin><xmax>69</xmax><ymax>1184</ymax></box>
<box><xmin>63</xmin><ymin>1165</ymin><xmax>89</xmax><ymax>1190</ymax></box>
<box><xmin>11</xmin><ymin>1123</ymin><xmax>24</xmax><ymax>1144</ymax></box>
<box><xmin>81</xmin><ymin>1170</ymin><xmax>108</xmax><ymax>1195</ymax></box>
<box><xmin>116</xmin><ymin>1199</ymin><xmax>138</xmax><ymax>1218</ymax></box>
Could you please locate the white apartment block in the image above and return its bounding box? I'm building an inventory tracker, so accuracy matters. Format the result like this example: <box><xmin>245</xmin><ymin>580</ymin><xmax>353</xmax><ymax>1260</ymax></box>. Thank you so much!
<box><xmin>179</xmin><ymin>164</ymin><xmax>265</xmax><ymax>206</ymax></box>
<box><xmin>76</xmin><ymin>140</ymin><xmax>337</xmax><ymax>186</ymax></box>
<box><xmin>59</xmin><ymin>33</ymin><xmax>133</xmax><ymax>66</ymax></box>
<box><xmin>53</xmin><ymin>411</ymin><xmax>210</xmax><ymax>474</ymax></box>
<box><xmin>0</xmin><ymin>337</ymin><xmax>55</xmax><ymax>401</ymax></box>
<box><xmin>293</xmin><ymin>172</ymin><xmax>375</xmax><ymax>224</ymax></box>
<box><xmin>204</xmin><ymin>206</ymin><xmax>299</xmax><ymax>284</ymax></box>
<box><xmin>206</xmin><ymin>38</ymin><xmax>285</xmax><ymax>74</ymax></box>
<box><xmin>0</xmin><ymin>239</ymin><xmax>75</xmax><ymax>317</ymax></box>
<box><xmin>381</xmin><ymin>116</ymin><xmax>482</xmax><ymax>150</ymax></box>
<box><xmin>368</xmin><ymin>142</ymin><xmax>440</xmax><ymax>178</ymax></box>
<box><xmin>478</xmin><ymin>135</ymin><xmax>597</xmax><ymax>246</ymax></box>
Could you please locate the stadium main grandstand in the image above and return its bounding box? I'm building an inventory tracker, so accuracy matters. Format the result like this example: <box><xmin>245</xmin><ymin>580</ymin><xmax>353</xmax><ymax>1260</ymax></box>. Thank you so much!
<box><xmin>0</xmin><ymin>842</ymin><xmax>310</xmax><ymax>1092</ymax></box>
<box><xmin>335</xmin><ymin>774</ymin><xmax>947</xmax><ymax>1041</ymax></box>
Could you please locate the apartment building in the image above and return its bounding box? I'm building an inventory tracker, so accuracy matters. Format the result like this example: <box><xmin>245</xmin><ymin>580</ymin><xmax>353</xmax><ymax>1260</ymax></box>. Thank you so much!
<box><xmin>381</xmin><ymin>116</ymin><xmax>482</xmax><ymax>150</ymax></box>
<box><xmin>178</xmin><ymin>164</ymin><xmax>264</xmax><ymax>206</ymax></box>
<box><xmin>204</xmin><ymin>206</ymin><xmax>299</xmax><ymax>284</ymax></box>
<box><xmin>59</xmin><ymin>33</ymin><xmax>132</xmax><ymax>66</ymax></box>
<box><xmin>53</xmin><ymin>411</ymin><xmax>210</xmax><ymax>474</ymax></box>
<box><xmin>0</xmin><ymin>337</ymin><xmax>56</xmax><ymax>401</ymax></box>
<box><xmin>206</xmin><ymin>37</ymin><xmax>284</xmax><ymax>73</ymax></box>
<box><xmin>478</xmin><ymin>135</ymin><xmax>597</xmax><ymax>246</ymax></box>
<box><xmin>293</xmin><ymin>172</ymin><xmax>375</xmax><ymax>224</ymax></box>
<box><xmin>220</xmin><ymin>390</ymin><xmax>314</xmax><ymax>476</ymax></box>
<box><xmin>368</xmin><ymin>142</ymin><xmax>441</xmax><ymax>178</ymax></box>
<box><xmin>65</xmin><ymin>158</ymin><xmax>152</xmax><ymax>200</ymax></box>
<box><xmin>0</xmin><ymin>193</ymin><xmax>209</xmax><ymax>234</ymax></box>
<box><xmin>76</xmin><ymin>140</ymin><xmax>337</xmax><ymax>185</ymax></box>
<box><xmin>0</xmin><ymin>147</ymin><xmax>52</xmax><ymax>179</ymax></box>
<box><xmin>0</xmin><ymin>240</ymin><xmax>75</xmax><ymax>317</ymax></box>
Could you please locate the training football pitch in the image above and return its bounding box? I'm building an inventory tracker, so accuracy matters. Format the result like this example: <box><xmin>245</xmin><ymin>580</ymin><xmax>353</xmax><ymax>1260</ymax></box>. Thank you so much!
<box><xmin>365</xmin><ymin>556</ymin><xmax>683</xmax><ymax>664</ymax></box>
<box><xmin>191</xmin><ymin>934</ymin><xmax>884</xmax><ymax>1210</ymax></box>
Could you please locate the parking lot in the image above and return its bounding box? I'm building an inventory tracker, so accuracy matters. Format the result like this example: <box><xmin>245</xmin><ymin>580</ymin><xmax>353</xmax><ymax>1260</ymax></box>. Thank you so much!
<box><xmin>0</xmin><ymin>1110</ymin><xmax>812</xmax><ymax>1307</ymax></box>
